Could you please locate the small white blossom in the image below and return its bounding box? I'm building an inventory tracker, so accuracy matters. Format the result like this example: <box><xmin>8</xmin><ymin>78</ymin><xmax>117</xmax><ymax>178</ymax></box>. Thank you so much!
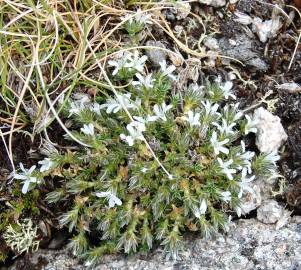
<box><xmin>217</xmin><ymin>158</ymin><xmax>237</xmax><ymax>180</ymax></box>
<box><xmin>220</xmin><ymin>81</ymin><xmax>236</xmax><ymax>100</ymax></box>
<box><xmin>244</xmin><ymin>115</ymin><xmax>258</xmax><ymax>135</ymax></box>
<box><xmin>125</xmin><ymin>51</ymin><xmax>148</xmax><ymax>73</ymax></box>
<box><xmin>153</xmin><ymin>102</ymin><xmax>172</xmax><ymax>122</ymax></box>
<box><xmin>73</xmin><ymin>93</ymin><xmax>91</xmax><ymax>105</ymax></box>
<box><xmin>80</xmin><ymin>123</ymin><xmax>95</xmax><ymax>136</ymax></box>
<box><xmin>120</xmin><ymin>120</ymin><xmax>146</xmax><ymax>146</ymax></box>
<box><xmin>213</xmin><ymin>119</ymin><xmax>236</xmax><ymax>135</ymax></box>
<box><xmin>237</xmin><ymin>141</ymin><xmax>255</xmax><ymax>173</ymax></box>
<box><xmin>237</xmin><ymin>168</ymin><xmax>256</xmax><ymax>198</ymax></box>
<box><xmin>90</xmin><ymin>103</ymin><xmax>101</xmax><ymax>115</ymax></box>
<box><xmin>222</xmin><ymin>103</ymin><xmax>243</xmax><ymax>122</ymax></box>
<box><xmin>182</xmin><ymin>110</ymin><xmax>201</xmax><ymax>127</ymax></box>
<box><xmin>141</xmin><ymin>167</ymin><xmax>148</xmax><ymax>173</ymax></box>
<box><xmin>121</xmin><ymin>8</ymin><xmax>152</xmax><ymax>25</ymax></box>
<box><xmin>264</xmin><ymin>151</ymin><xmax>280</xmax><ymax>167</ymax></box>
<box><xmin>132</xmin><ymin>73</ymin><xmax>154</xmax><ymax>89</ymax></box>
<box><xmin>201</xmin><ymin>100</ymin><xmax>220</xmax><ymax>117</ymax></box>
<box><xmin>134</xmin><ymin>8</ymin><xmax>152</xmax><ymax>24</ymax></box>
<box><xmin>100</xmin><ymin>93</ymin><xmax>139</xmax><ymax>114</ymax></box>
<box><xmin>194</xmin><ymin>199</ymin><xmax>207</xmax><ymax>218</ymax></box>
<box><xmin>219</xmin><ymin>191</ymin><xmax>232</xmax><ymax>202</ymax></box>
<box><xmin>95</xmin><ymin>191</ymin><xmax>122</xmax><ymax>208</ymax></box>
<box><xmin>235</xmin><ymin>206</ymin><xmax>242</xmax><ymax>217</ymax></box>
<box><xmin>108</xmin><ymin>52</ymin><xmax>131</xmax><ymax>76</ymax></box>
<box><xmin>38</xmin><ymin>158</ymin><xmax>54</xmax><ymax>172</ymax></box>
<box><xmin>159</xmin><ymin>60</ymin><xmax>177</xmax><ymax>81</ymax></box>
<box><xmin>14</xmin><ymin>163</ymin><xmax>39</xmax><ymax>194</ymax></box>
<box><xmin>210</xmin><ymin>131</ymin><xmax>229</xmax><ymax>155</ymax></box>
<box><xmin>68</xmin><ymin>101</ymin><xmax>85</xmax><ymax>117</ymax></box>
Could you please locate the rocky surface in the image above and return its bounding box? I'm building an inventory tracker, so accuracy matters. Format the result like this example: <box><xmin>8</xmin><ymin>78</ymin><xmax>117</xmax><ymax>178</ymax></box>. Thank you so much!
<box><xmin>7</xmin><ymin>217</ymin><xmax>301</xmax><ymax>270</ymax></box>
<box><xmin>253</xmin><ymin>107</ymin><xmax>288</xmax><ymax>153</ymax></box>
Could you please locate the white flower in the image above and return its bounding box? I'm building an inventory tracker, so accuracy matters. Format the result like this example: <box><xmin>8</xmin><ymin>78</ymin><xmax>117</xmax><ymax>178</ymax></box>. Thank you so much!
<box><xmin>73</xmin><ymin>93</ymin><xmax>91</xmax><ymax>105</ymax></box>
<box><xmin>201</xmin><ymin>100</ymin><xmax>220</xmax><ymax>117</ymax></box>
<box><xmin>133</xmin><ymin>115</ymin><xmax>157</xmax><ymax>125</ymax></box>
<box><xmin>182</xmin><ymin>110</ymin><xmax>201</xmax><ymax>127</ymax></box>
<box><xmin>194</xmin><ymin>199</ymin><xmax>207</xmax><ymax>218</ymax></box>
<box><xmin>135</xmin><ymin>8</ymin><xmax>152</xmax><ymax>24</ymax></box>
<box><xmin>237</xmin><ymin>141</ymin><xmax>255</xmax><ymax>173</ymax></box>
<box><xmin>68</xmin><ymin>101</ymin><xmax>85</xmax><ymax>117</ymax></box>
<box><xmin>125</xmin><ymin>51</ymin><xmax>148</xmax><ymax>73</ymax></box>
<box><xmin>244</xmin><ymin>115</ymin><xmax>258</xmax><ymax>135</ymax></box>
<box><xmin>141</xmin><ymin>167</ymin><xmax>148</xmax><ymax>173</ymax></box>
<box><xmin>264</xmin><ymin>151</ymin><xmax>280</xmax><ymax>166</ymax></box>
<box><xmin>153</xmin><ymin>102</ymin><xmax>173</xmax><ymax>122</ymax></box>
<box><xmin>213</xmin><ymin>119</ymin><xmax>236</xmax><ymax>135</ymax></box>
<box><xmin>108</xmin><ymin>52</ymin><xmax>131</xmax><ymax>76</ymax></box>
<box><xmin>159</xmin><ymin>60</ymin><xmax>177</xmax><ymax>81</ymax></box>
<box><xmin>222</xmin><ymin>103</ymin><xmax>243</xmax><ymax>122</ymax></box>
<box><xmin>219</xmin><ymin>191</ymin><xmax>232</xmax><ymax>202</ymax></box>
<box><xmin>90</xmin><ymin>103</ymin><xmax>101</xmax><ymax>115</ymax></box>
<box><xmin>210</xmin><ymin>131</ymin><xmax>229</xmax><ymax>155</ymax></box>
<box><xmin>217</xmin><ymin>158</ymin><xmax>237</xmax><ymax>180</ymax></box>
<box><xmin>95</xmin><ymin>191</ymin><xmax>122</xmax><ymax>208</ymax></box>
<box><xmin>14</xmin><ymin>163</ymin><xmax>39</xmax><ymax>194</ymax></box>
<box><xmin>121</xmin><ymin>8</ymin><xmax>152</xmax><ymax>25</ymax></box>
<box><xmin>80</xmin><ymin>123</ymin><xmax>94</xmax><ymax>136</ymax></box>
<box><xmin>132</xmin><ymin>73</ymin><xmax>154</xmax><ymax>89</ymax></box>
<box><xmin>235</xmin><ymin>206</ymin><xmax>242</xmax><ymax>217</ymax></box>
<box><xmin>234</xmin><ymin>11</ymin><xmax>253</xmax><ymax>25</ymax></box>
<box><xmin>100</xmin><ymin>93</ymin><xmax>139</xmax><ymax>114</ymax></box>
<box><xmin>220</xmin><ymin>81</ymin><xmax>236</xmax><ymax>100</ymax></box>
<box><xmin>38</xmin><ymin>158</ymin><xmax>54</xmax><ymax>172</ymax></box>
<box><xmin>120</xmin><ymin>120</ymin><xmax>146</xmax><ymax>146</ymax></box>
<box><xmin>237</xmin><ymin>168</ymin><xmax>256</xmax><ymax>198</ymax></box>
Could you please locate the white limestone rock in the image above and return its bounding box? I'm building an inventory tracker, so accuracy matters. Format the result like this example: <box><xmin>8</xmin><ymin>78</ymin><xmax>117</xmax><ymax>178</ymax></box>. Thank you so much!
<box><xmin>257</xmin><ymin>199</ymin><xmax>284</xmax><ymax>224</ymax></box>
<box><xmin>253</xmin><ymin>107</ymin><xmax>287</xmax><ymax>153</ymax></box>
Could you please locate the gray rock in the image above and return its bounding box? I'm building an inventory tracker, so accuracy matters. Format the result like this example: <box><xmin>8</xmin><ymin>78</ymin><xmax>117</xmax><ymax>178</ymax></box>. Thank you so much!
<box><xmin>9</xmin><ymin>218</ymin><xmax>301</xmax><ymax>270</ymax></box>
<box><xmin>145</xmin><ymin>41</ymin><xmax>167</xmax><ymax>66</ymax></box>
<box><xmin>218</xmin><ymin>35</ymin><xmax>268</xmax><ymax>71</ymax></box>
<box><xmin>257</xmin><ymin>200</ymin><xmax>284</xmax><ymax>224</ymax></box>
<box><xmin>253</xmin><ymin>107</ymin><xmax>288</xmax><ymax>153</ymax></box>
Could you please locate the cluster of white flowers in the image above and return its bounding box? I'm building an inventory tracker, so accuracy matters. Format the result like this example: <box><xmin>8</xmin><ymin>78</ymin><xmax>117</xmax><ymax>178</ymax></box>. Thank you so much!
<box><xmin>193</xmin><ymin>199</ymin><xmax>207</xmax><ymax>218</ymax></box>
<box><xmin>132</xmin><ymin>73</ymin><xmax>154</xmax><ymax>89</ymax></box>
<box><xmin>207</xmin><ymin>77</ymin><xmax>237</xmax><ymax>100</ymax></box>
<box><xmin>159</xmin><ymin>60</ymin><xmax>177</xmax><ymax>81</ymax></box>
<box><xmin>68</xmin><ymin>93</ymin><xmax>101</xmax><ymax>117</ymax></box>
<box><xmin>80</xmin><ymin>123</ymin><xmax>95</xmax><ymax>136</ymax></box>
<box><xmin>119</xmin><ymin>102</ymin><xmax>173</xmax><ymax>146</ymax></box>
<box><xmin>100</xmin><ymin>93</ymin><xmax>141</xmax><ymax>114</ymax></box>
<box><xmin>108</xmin><ymin>51</ymin><xmax>148</xmax><ymax>76</ymax></box>
<box><xmin>120</xmin><ymin>120</ymin><xmax>146</xmax><ymax>146</ymax></box>
<box><xmin>210</xmin><ymin>131</ymin><xmax>230</xmax><ymax>155</ymax></box>
<box><xmin>182</xmin><ymin>110</ymin><xmax>201</xmax><ymax>127</ymax></box>
<box><xmin>121</xmin><ymin>8</ymin><xmax>152</xmax><ymax>26</ymax></box>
